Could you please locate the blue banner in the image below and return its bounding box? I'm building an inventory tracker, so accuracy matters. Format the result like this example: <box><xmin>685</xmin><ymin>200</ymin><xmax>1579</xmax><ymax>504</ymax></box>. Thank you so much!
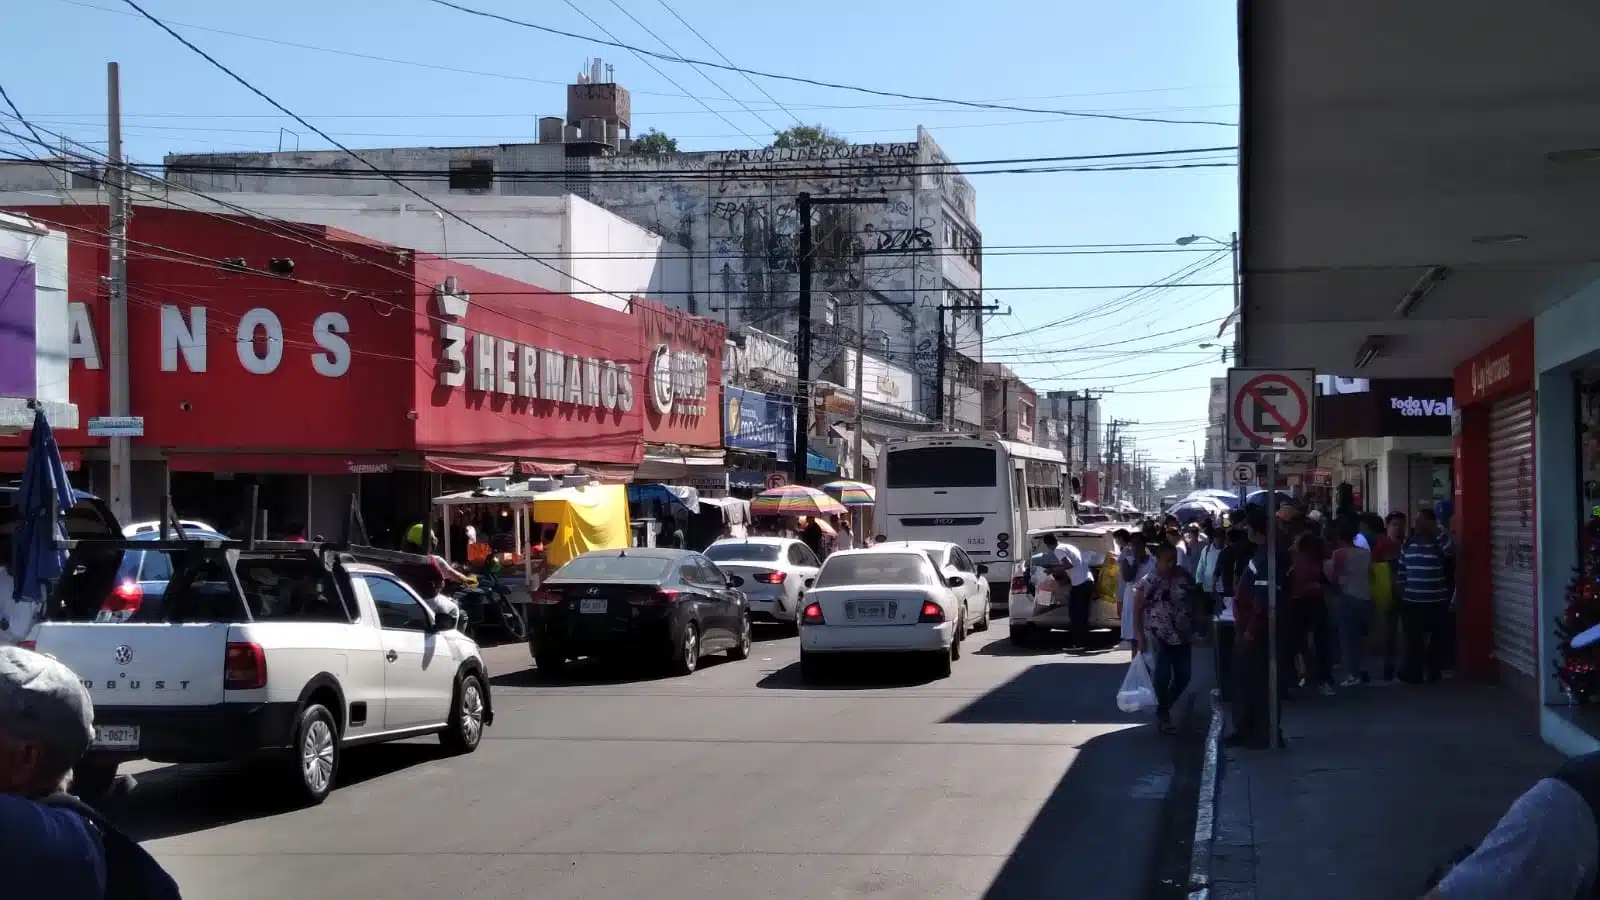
<box><xmin>723</xmin><ymin>387</ymin><xmax>792</xmax><ymax>461</ymax></box>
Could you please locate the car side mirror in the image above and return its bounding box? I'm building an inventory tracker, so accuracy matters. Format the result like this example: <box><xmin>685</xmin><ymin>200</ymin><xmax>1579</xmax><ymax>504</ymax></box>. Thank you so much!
<box><xmin>727</xmin><ymin>574</ymin><xmax>745</xmax><ymax>588</ymax></box>
<box><xmin>946</xmin><ymin>576</ymin><xmax>964</xmax><ymax>589</ymax></box>
<box><xmin>803</xmin><ymin>576</ymin><xmax>816</xmax><ymax>589</ymax></box>
<box><xmin>975</xmin><ymin>564</ymin><xmax>989</xmax><ymax>576</ymax></box>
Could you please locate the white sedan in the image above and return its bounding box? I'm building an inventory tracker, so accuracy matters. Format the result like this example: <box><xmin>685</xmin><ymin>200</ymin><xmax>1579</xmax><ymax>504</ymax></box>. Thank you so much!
<box><xmin>703</xmin><ymin>537</ymin><xmax>821</xmax><ymax>629</ymax></box>
<box><xmin>797</xmin><ymin>548</ymin><xmax>966</xmax><ymax>680</ymax></box>
<box><xmin>880</xmin><ymin>539</ymin><xmax>991</xmax><ymax>634</ymax></box>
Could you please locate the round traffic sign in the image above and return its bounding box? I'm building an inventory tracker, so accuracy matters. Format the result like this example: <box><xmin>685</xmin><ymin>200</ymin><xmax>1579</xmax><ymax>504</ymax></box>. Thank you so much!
<box><xmin>1232</xmin><ymin>373</ymin><xmax>1311</xmax><ymax>447</ymax></box>
<box><xmin>1232</xmin><ymin>463</ymin><xmax>1255</xmax><ymax>485</ymax></box>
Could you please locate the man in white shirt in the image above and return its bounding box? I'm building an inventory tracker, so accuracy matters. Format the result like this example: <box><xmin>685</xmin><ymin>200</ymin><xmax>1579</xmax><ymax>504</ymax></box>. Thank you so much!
<box><xmin>1041</xmin><ymin>533</ymin><xmax>1095</xmax><ymax>647</ymax></box>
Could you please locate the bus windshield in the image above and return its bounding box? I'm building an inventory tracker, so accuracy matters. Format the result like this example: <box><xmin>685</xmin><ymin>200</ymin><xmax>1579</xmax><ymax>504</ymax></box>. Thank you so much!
<box><xmin>885</xmin><ymin>446</ymin><xmax>997</xmax><ymax>488</ymax></box>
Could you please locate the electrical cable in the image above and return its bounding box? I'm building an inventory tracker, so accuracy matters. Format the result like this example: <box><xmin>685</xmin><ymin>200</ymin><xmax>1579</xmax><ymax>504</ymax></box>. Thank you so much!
<box><xmin>420</xmin><ymin>0</ymin><xmax>1238</xmax><ymax>127</ymax></box>
<box><xmin>647</xmin><ymin>0</ymin><xmax>806</xmax><ymax>127</ymax></box>
<box><xmin>115</xmin><ymin>0</ymin><xmax>636</xmax><ymax>308</ymax></box>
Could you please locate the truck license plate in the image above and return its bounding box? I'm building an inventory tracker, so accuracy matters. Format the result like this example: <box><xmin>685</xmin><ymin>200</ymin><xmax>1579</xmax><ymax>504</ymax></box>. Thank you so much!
<box><xmin>92</xmin><ymin>725</ymin><xmax>140</xmax><ymax>750</ymax></box>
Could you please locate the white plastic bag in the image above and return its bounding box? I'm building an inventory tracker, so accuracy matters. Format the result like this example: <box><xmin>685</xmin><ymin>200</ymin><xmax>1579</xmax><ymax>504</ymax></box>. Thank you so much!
<box><xmin>1116</xmin><ymin>653</ymin><xmax>1158</xmax><ymax>713</ymax></box>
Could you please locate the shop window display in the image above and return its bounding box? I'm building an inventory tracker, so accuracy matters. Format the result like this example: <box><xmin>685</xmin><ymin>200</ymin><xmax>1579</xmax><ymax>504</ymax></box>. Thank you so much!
<box><xmin>1554</xmin><ymin>373</ymin><xmax>1600</xmax><ymax>702</ymax></box>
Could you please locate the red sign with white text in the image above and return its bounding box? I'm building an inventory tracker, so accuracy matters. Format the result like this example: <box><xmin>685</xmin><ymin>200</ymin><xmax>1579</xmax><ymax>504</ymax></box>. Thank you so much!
<box><xmin>1453</xmin><ymin>321</ymin><xmax>1535</xmax><ymax>408</ymax></box>
<box><xmin>634</xmin><ymin>298</ymin><xmax>725</xmax><ymax>449</ymax></box>
<box><xmin>0</xmin><ymin>206</ymin><xmax>647</xmax><ymax>467</ymax></box>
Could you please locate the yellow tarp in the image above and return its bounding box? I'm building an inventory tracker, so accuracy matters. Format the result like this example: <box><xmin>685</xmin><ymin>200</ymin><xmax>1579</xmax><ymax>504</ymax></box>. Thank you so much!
<box><xmin>532</xmin><ymin>484</ymin><xmax>630</xmax><ymax>568</ymax></box>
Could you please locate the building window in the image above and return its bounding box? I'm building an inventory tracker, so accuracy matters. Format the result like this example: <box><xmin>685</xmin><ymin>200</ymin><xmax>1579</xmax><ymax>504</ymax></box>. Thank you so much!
<box><xmin>449</xmin><ymin>159</ymin><xmax>495</xmax><ymax>192</ymax></box>
<box><xmin>944</xmin><ymin>218</ymin><xmax>982</xmax><ymax>270</ymax></box>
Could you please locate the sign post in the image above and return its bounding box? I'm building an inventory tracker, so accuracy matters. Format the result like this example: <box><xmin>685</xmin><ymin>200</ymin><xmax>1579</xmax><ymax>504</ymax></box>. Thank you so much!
<box><xmin>1226</xmin><ymin>368</ymin><xmax>1316</xmax><ymax>751</ymax></box>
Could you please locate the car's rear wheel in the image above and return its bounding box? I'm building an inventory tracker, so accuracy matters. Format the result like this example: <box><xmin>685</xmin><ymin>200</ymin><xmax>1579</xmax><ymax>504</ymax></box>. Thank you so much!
<box><xmin>974</xmin><ymin>603</ymin><xmax>991</xmax><ymax>632</ymax></box>
<box><xmin>951</xmin><ymin>616</ymin><xmax>965</xmax><ymax>661</ymax></box>
<box><xmin>674</xmin><ymin>623</ymin><xmax>701</xmax><ymax>675</ymax></box>
<box><xmin>70</xmin><ymin>759</ymin><xmax>120</xmax><ymax>803</ymax></box>
<box><xmin>1010</xmin><ymin>624</ymin><xmax>1033</xmax><ymax>647</ymax></box>
<box><xmin>928</xmin><ymin>646</ymin><xmax>954</xmax><ymax>679</ymax></box>
<box><xmin>535</xmin><ymin>651</ymin><xmax>566</xmax><ymax>677</ymax></box>
<box><xmin>440</xmin><ymin>673</ymin><xmax>486</xmax><ymax>755</ymax></box>
<box><xmin>729</xmin><ymin>615</ymin><xmax>752</xmax><ymax>660</ymax></box>
<box><xmin>287</xmin><ymin>702</ymin><xmax>340</xmax><ymax>806</ymax></box>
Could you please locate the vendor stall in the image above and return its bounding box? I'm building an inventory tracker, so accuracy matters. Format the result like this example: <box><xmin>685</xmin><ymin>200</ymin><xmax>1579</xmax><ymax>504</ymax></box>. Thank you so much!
<box><xmin>432</xmin><ymin>477</ymin><xmax>631</xmax><ymax>608</ymax></box>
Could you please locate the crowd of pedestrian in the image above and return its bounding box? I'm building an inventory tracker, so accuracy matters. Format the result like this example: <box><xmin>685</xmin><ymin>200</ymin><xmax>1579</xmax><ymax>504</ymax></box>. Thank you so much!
<box><xmin>1110</xmin><ymin>484</ymin><xmax>1458</xmax><ymax>747</ymax></box>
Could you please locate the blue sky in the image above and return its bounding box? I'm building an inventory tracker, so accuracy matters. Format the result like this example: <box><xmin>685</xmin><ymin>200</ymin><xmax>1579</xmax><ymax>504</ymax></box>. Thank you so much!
<box><xmin>4</xmin><ymin>0</ymin><xmax>1238</xmax><ymax>478</ymax></box>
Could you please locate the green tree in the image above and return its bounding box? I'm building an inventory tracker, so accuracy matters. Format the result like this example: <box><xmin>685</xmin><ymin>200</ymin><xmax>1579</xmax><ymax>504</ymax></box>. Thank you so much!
<box><xmin>630</xmin><ymin>128</ymin><xmax>678</xmax><ymax>156</ymax></box>
<box><xmin>771</xmin><ymin>124</ymin><xmax>848</xmax><ymax>151</ymax></box>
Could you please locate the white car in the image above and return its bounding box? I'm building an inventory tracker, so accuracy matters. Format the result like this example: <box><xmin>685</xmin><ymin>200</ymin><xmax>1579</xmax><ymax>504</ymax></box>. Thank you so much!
<box><xmin>30</xmin><ymin>539</ymin><xmax>492</xmax><ymax>806</ymax></box>
<box><xmin>122</xmin><ymin>518</ymin><xmax>217</xmax><ymax>537</ymax></box>
<box><xmin>1007</xmin><ymin>526</ymin><xmax>1122</xmax><ymax>646</ymax></box>
<box><xmin>797</xmin><ymin>548</ymin><xmax>966</xmax><ymax>680</ymax></box>
<box><xmin>879</xmin><ymin>540</ymin><xmax>992</xmax><ymax>634</ymax></box>
<box><xmin>703</xmin><ymin>537</ymin><xmax>821</xmax><ymax>628</ymax></box>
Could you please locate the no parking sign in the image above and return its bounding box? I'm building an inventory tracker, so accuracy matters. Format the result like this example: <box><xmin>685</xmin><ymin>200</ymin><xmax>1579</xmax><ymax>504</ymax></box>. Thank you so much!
<box><xmin>1226</xmin><ymin>368</ymin><xmax>1316</xmax><ymax>455</ymax></box>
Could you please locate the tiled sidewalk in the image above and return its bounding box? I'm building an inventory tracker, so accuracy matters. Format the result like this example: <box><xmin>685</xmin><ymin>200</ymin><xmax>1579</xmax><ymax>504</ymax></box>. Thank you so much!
<box><xmin>1203</xmin><ymin>678</ymin><xmax>1564</xmax><ymax>899</ymax></box>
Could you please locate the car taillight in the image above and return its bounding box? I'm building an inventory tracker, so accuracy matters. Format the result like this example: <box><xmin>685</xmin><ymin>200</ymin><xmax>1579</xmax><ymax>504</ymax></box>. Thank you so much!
<box><xmin>19</xmin><ymin>640</ymin><xmax>35</xmax><ymax>651</ymax></box>
<box><xmin>918</xmin><ymin>601</ymin><xmax>945</xmax><ymax>623</ymax></box>
<box><xmin>530</xmin><ymin>590</ymin><xmax>562</xmax><ymax>605</ymax></box>
<box><xmin>101</xmin><ymin>581</ymin><xmax>144</xmax><ymax>615</ymax></box>
<box><xmin>801</xmin><ymin>601</ymin><xmax>825</xmax><ymax>625</ymax></box>
<box><xmin>754</xmin><ymin>571</ymin><xmax>786</xmax><ymax>584</ymax></box>
<box><xmin>633</xmin><ymin>589</ymin><xmax>682</xmax><ymax>606</ymax></box>
<box><xmin>224</xmin><ymin>642</ymin><xmax>267</xmax><ymax>690</ymax></box>
<box><xmin>1010</xmin><ymin>574</ymin><xmax>1027</xmax><ymax>593</ymax></box>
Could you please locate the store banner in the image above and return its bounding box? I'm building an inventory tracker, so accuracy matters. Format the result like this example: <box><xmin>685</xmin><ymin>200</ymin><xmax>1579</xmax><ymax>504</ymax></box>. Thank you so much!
<box><xmin>1453</xmin><ymin>321</ymin><xmax>1536</xmax><ymax>407</ymax></box>
<box><xmin>1316</xmin><ymin>378</ymin><xmax>1454</xmax><ymax>439</ymax></box>
<box><xmin>0</xmin><ymin>257</ymin><xmax>37</xmax><ymax>399</ymax></box>
<box><xmin>634</xmin><ymin>298</ymin><xmax>726</xmax><ymax>449</ymax></box>
<box><xmin>723</xmin><ymin>386</ymin><xmax>792</xmax><ymax>461</ymax></box>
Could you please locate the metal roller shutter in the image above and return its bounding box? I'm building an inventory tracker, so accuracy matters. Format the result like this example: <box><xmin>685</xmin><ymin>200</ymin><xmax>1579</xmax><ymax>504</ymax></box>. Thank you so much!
<box><xmin>1487</xmin><ymin>392</ymin><xmax>1537</xmax><ymax>678</ymax></box>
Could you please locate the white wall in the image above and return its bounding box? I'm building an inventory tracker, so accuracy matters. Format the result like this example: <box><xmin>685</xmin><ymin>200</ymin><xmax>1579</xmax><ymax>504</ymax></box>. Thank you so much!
<box><xmin>0</xmin><ymin>190</ymin><xmax>691</xmax><ymax>312</ymax></box>
<box><xmin>565</xmin><ymin>194</ymin><xmax>690</xmax><ymax>311</ymax></box>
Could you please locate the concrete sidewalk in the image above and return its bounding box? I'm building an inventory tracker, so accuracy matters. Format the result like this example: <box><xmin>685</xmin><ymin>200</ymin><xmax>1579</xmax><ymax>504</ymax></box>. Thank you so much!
<box><xmin>1200</xmin><ymin>678</ymin><xmax>1564</xmax><ymax>899</ymax></box>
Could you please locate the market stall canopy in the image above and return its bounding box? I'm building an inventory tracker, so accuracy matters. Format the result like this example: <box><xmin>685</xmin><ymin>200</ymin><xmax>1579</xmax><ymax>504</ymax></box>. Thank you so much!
<box><xmin>1184</xmin><ymin>489</ymin><xmax>1241</xmax><ymax>509</ymax></box>
<box><xmin>820</xmin><ymin>480</ymin><xmax>875</xmax><ymax>506</ymax></box>
<box><xmin>751</xmin><ymin>484</ymin><xmax>847</xmax><ymax>518</ymax></box>
<box><xmin>1170</xmin><ymin>498</ymin><xmax>1230</xmax><ymax>525</ymax></box>
<box><xmin>627</xmin><ymin>483</ymin><xmax>701</xmax><ymax>514</ymax></box>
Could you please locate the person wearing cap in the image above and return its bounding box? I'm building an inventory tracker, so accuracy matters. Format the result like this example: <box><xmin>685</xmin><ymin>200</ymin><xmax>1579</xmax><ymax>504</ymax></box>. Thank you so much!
<box><xmin>0</xmin><ymin>644</ymin><xmax>108</xmax><ymax>895</ymax></box>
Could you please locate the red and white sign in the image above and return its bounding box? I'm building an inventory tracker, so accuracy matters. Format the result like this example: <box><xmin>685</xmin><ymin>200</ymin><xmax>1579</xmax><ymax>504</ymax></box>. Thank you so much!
<box><xmin>1452</xmin><ymin>321</ymin><xmax>1534</xmax><ymax>408</ymax></box>
<box><xmin>0</xmin><ymin>205</ymin><xmax>650</xmax><ymax>468</ymax></box>
<box><xmin>633</xmin><ymin>298</ymin><xmax>725</xmax><ymax>449</ymax></box>
<box><xmin>1227</xmin><ymin>368</ymin><xmax>1316</xmax><ymax>454</ymax></box>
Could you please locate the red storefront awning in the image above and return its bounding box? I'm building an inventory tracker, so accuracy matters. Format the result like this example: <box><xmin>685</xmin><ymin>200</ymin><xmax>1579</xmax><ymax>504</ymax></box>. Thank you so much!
<box><xmin>519</xmin><ymin>461</ymin><xmax>577</xmax><ymax>476</ymax></box>
<box><xmin>0</xmin><ymin>450</ymin><xmax>82</xmax><ymax>473</ymax></box>
<box><xmin>165</xmin><ymin>453</ymin><xmax>399</xmax><ymax>475</ymax></box>
<box><xmin>424</xmin><ymin>455</ymin><xmax>515</xmax><ymax>478</ymax></box>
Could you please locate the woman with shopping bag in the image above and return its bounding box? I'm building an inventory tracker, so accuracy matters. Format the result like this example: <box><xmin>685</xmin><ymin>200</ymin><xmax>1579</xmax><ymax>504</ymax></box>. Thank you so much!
<box><xmin>1133</xmin><ymin>543</ymin><xmax>1196</xmax><ymax>734</ymax></box>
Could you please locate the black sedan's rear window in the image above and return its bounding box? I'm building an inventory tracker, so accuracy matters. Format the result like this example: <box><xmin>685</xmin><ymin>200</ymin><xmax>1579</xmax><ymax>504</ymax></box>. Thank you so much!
<box><xmin>551</xmin><ymin>554</ymin><xmax>674</xmax><ymax>582</ymax></box>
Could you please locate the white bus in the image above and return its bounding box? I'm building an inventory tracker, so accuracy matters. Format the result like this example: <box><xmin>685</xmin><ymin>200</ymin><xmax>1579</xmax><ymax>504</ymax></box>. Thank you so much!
<box><xmin>876</xmin><ymin>433</ymin><xmax>1073</xmax><ymax>608</ymax></box>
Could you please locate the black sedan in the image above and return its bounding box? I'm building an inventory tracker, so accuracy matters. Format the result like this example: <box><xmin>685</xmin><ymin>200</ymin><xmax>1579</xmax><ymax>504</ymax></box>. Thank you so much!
<box><xmin>527</xmin><ymin>548</ymin><xmax>753</xmax><ymax>676</ymax></box>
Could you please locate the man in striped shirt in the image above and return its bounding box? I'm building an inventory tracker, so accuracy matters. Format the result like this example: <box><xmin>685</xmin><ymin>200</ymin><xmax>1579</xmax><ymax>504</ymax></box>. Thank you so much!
<box><xmin>1397</xmin><ymin>508</ymin><xmax>1456</xmax><ymax>683</ymax></box>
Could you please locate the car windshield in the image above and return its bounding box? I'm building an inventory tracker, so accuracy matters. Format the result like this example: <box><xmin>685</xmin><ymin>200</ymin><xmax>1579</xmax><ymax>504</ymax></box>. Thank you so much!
<box><xmin>551</xmin><ymin>554</ymin><xmax>675</xmax><ymax>582</ymax></box>
<box><xmin>704</xmin><ymin>542</ymin><xmax>782</xmax><ymax>563</ymax></box>
<box><xmin>814</xmin><ymin>553</ymin><xmax>933</xmax><ymax>588</ymax></box>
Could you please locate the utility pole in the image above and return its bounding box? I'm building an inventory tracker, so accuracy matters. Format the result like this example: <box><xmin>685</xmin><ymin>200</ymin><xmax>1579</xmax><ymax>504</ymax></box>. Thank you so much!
<box><xmin>793</xmin><ymin>192</ymin><xmax>887</xmax><ymax>486</ymax></box>
<box><xmin>933</xmin><ymin>300</ymin><xmax>1004</xmax><ymax>430</ymax></box>
<box><xmin>106</xmin><ymin>61</ymin><xmax>132</xmax><ymax>524</ymax></box>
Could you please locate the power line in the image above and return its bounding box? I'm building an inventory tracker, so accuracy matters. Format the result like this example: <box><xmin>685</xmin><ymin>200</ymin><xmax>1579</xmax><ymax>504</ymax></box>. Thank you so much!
<box><xmin>421</xmin><ymin>0</ymin><xmax>1238</xmax><ymax>127</ymax></box>
<box><xmin>558</xmin><ymin>0</ymin><xmax>763</xmax><ymax>146</ymax></box>
<box><xmin>114</xmin><ymin>0</ymin><xmax>635</xmax><ymax>307</ymax></box>
<box><xmin>648</xmin><ymin>0</ymin><xmax>805</xmax><ymax>128</ymax></box>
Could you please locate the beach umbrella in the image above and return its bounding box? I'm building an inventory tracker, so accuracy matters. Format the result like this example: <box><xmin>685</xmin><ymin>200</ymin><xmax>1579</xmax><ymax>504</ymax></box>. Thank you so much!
<box><xmin>1245</xmin><ymin>489</ymin><xmax>1296</xmax><ymax>508</ymax></box>
<box><xmin>10</xmin><ymin>407</ymin><xmax>77</xmax><ymax>610</ymax></box>
<box><xmin>819</xmin><ymin>480</ymin><xmax>875</xmax><ymax>506</ymax></box>
<box><xmin>751</xmin><ymin>484</ymin><xmax>847</xmax><ymax>518</ymax></box>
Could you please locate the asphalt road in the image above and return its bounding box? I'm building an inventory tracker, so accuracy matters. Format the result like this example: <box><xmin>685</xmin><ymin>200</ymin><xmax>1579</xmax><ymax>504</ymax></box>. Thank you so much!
<box><xmin>105</xmin><ymin>628</ymin><xmax>1207</xmax><ymax>900</ymax></box>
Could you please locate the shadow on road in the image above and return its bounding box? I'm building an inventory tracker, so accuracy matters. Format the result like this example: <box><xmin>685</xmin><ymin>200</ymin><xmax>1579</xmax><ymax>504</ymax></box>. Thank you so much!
<box><xmin>944</xmin><ymin>658</ymin><xmax>1145</xmax><ymax>726</ymax></box>
<box><xmin>754</xmin><ymin>657</ymin><xmax>943</xmax><ymax>690</ymax></box>
<box><xmin>752</xmin><ymin>626</ymin><xmax>797</xmax><ymax>643</ymax></box>
<box><xmin>971</xmin><ymin>652</ymin><xmax>1216</xmax><ymax>900</ymax></box>
<box><xmin>100</xmin><ymin>742</ymin><xmax>446</xmax><ymax>843</ymax></box>
<box><xmin>975</xmin><ymin>631</ymin><xmax>1122</xmax><ymax>657</ymax></box>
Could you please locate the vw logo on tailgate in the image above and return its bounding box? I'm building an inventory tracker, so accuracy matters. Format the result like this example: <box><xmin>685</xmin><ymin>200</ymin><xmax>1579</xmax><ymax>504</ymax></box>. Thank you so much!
<box><xmin>113</xmin><ymin>644</ymin><xmax>134</xmax><ymax>665</ymax></box>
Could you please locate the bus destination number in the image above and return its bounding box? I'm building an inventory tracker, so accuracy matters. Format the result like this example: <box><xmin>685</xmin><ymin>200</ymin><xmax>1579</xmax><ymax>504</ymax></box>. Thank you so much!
<box><xmin>967</xmin><ymin>537</ymin><xmax>986</xmax><ymax>546</ymax></box>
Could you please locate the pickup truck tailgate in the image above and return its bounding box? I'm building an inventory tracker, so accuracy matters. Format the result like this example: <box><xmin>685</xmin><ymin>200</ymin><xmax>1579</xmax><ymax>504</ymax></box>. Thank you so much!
<box><xmin>32</xmin><ymin>622</ymin><xmax>229</xmax><ymax>706</ymax></box>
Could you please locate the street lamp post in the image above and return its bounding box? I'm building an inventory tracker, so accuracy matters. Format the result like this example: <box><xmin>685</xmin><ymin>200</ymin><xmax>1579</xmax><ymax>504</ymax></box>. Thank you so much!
<box><xmin>1176</xmin><ymin>232</ymin><xmax>1241</xmax><ymax>362</ymax></box>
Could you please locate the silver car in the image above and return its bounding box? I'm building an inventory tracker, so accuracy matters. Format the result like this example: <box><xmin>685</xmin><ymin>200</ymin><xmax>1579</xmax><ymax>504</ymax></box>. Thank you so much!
<box><xmin>704</xmin><ymin>537</ymin><xmax>821</xmax><ymax>629</ymax></box>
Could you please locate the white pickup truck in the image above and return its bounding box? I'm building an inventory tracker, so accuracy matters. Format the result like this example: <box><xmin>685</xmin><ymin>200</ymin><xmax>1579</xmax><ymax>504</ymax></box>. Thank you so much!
<box><xmin>29</xmin><ymin>534</ymin><xmax>493</xmax><ymax>806</ymax></box>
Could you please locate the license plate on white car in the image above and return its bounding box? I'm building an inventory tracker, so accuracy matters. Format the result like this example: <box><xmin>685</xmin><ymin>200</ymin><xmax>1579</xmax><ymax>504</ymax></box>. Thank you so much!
<box><xmin>847</xmin><ymin>600</ymin><xmax>895</xmax><ymax>620</ymax></box>
<box><xmin>579</xmin><ymin>598</ymin><xmax>608</xmax><ymax>614</ymax></box>
<box><xmin>92</xmin><ymin>725</ymin><xmax>140</xmax><ymax>750</ymax></box>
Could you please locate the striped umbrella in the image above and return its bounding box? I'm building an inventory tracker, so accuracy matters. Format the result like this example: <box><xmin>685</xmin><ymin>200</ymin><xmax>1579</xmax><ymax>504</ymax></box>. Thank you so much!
<box><xmin>751</xmin><ymin>484</ymin><xmax>848</xmax><ymax>518</ymax></box>
<box><xmin>820</xmin><ymin>479</ymin><xmax>876</xmax><ymax>506</ymax></box>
